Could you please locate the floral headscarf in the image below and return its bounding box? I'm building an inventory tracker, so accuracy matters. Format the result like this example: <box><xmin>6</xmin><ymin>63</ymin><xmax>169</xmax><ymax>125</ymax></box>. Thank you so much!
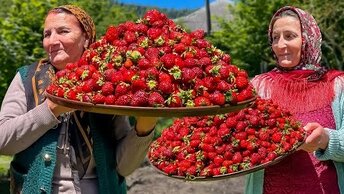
<box><xmin>268</xmin><ymin>6</ymin><xmax>326</xmax><ymax>81</ymax></box>
<box><xmin>253</xmin><ymin>6</ymin><xmax>344</xmax><ymax>114</ymax></box>
<box><xmin>50</xmin><ymin>5</ymin><xmax>96</xmax><ymax>45</ymax></box>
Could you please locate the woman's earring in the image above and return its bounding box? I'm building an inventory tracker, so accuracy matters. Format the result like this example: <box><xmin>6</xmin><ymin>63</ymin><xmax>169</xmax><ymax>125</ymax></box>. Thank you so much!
<box><xmin>84</xmin><ymin>40</ymin><xmax>89</xmax><ymax>50</ymax></box>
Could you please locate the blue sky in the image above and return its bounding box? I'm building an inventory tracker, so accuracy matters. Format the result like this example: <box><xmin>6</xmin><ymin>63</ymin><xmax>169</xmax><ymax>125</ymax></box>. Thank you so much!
<box><xmin>117</xmin><ymin>0</ymin><xmax>217</xmax><ymax>10</ymax></box>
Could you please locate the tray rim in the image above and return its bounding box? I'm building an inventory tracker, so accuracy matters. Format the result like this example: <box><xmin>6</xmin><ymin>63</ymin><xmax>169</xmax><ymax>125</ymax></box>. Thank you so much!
<box><xmin>148</xmin><ymin>141</ymin><xmax>304</xmax><ymax>181</ymax></box>
<box><xmin>46</xmin><ymin>92</ymin><xmax>256</xmax><ymax>117</ymax></box>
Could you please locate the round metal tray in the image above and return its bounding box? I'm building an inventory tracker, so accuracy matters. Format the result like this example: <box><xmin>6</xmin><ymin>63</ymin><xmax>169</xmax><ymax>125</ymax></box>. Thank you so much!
<box><xmin>46</xmin><ymin>93</ymin><xmax>256</xmax><ymax>117</ymax></box>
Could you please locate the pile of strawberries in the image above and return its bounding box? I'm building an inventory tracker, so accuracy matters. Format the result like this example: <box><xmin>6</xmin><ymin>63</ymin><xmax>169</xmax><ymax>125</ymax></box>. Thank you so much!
<box><xmin>46</xmin><ymin>9</ymin><xmax>254</xmax><ymax>107</ymax></box>
<box><xmin>148</xmin><ymin>98</ymin><xmax>306</xmax><ymax>178</ymax></box>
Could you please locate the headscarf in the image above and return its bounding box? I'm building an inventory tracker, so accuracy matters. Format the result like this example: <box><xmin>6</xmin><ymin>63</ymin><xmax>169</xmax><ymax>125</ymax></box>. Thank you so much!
<box><xmin>254</xmin><ymin>6</ymin><xmax>344</xmax><ymax>114</ymax></box>
<box><xmin>268</xmin><ymin>6</ymin><xmax>326</xmax><ymax>81</ymax></box>
<box><xmin>50</xmin><ymin>5</ymin><xmax>96</xmax><ymax>45</ymax></box>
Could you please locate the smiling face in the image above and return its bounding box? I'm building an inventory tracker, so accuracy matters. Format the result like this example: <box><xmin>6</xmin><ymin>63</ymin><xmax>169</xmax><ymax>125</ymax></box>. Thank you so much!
<box><xmin>271</xmin><ymin>16</ymin><xmax>302</xmax><ymax>69</ymax></box>
<box><xmin>43</xmin><ymin>12</ymin><xmax>87</xmax><ymax>70</ymax></box>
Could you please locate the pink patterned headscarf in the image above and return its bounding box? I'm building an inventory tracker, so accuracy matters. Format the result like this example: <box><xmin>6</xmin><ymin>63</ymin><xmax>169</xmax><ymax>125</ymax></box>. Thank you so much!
<box><xmin>255</xmin><ymin>6</ymin><xmax>344</xmax><ymax>114</ymax></box>
<box><xmin>268</xmin><ymin>6</ymin><xmax>326</xmax><ymax>81</ymax></box>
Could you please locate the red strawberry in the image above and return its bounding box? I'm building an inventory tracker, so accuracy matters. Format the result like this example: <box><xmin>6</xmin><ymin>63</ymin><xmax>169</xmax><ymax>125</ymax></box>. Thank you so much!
<box><xmin>144</xmin><ymin>47</ymin><xmax>160</xmax><ymax>60</ymax></box>
<box><xmin>115</xmin><ymin>94</ymin><xmax>132</xmax><ymax>105</ymax></box>
<box><xmin>158</xmin><ymin>81</ymin><xmax>174</xmax><ymax>94</ymax></box>
<box><xmin>213</xmin><ymin>155</ymin><xmax>224</xmax><ymax>167</ymax></box>
<box><xmin>225</xmin><ymin>116</ymin><xmax>237</xmax><ymax>128</ymax></box>
<box><xmin>124</xmin><ymin>31</ymin><xmax>137</xmax><ymax>43</ymax></box>
<box><xmin>235</xmin><ymin>75</ymin><xmax>249</xmax><ymax>89</ymax></box>
<box><xmin>147</xmin><ymin>28</ymin><xmax>162</xmax><ymax>40</ymax></box>
<box><xmin>101</xmin><ymin>82</ymin><xmax>114</xmax><ymax>96</ymax></box>
<box><xmin>92</xmin><ymin>93</ymin><xmax>106</xmax><ymax>104</ymax></box>
<box><xmin>115</xmin><ymin>82</ymin><xmax>130</xmax><ymax>97</ymax></box>
<box><xmin>216</xmin><ymin>80</ymin><xmax>231</xmax><ymax>92</ymax></box>
<box><xmin>135</xmin><ymin>23</ymin><xmax>148</xmax><ymax>34</ymax></box>
<box><xmin>250</xmin><ymin>153</ymin><xmax>261</xmax><ymax>165</ymax></box>
<box><xmin>232</xmin><ymin>152</ymin><xmax>243</xmax><ymax>164</ymax></box>
<box><xmin>46</xmin><ymin>84</ymin><xmax>58</xmax><ymax>95</ymax></box>
<box><xmin>194</xmin><ymin>96</ymin><xmax>211</xmax><ymax>106</ymax></box>
<box><xmin>148</xmin><ymin>92</ymin><xmax>165</xmax><ymax>107</ymax></box>
<box><xmin>190</xmin><ymin>29</ymin><xmax>205</xmax><ymax>39</ymax></box>
<box><xmin>137</xmin><ymin>58</ymin><xmax>152</xmax><ymax>70</ymax></box>
<box><xmin>104</xmin><ymin>94</ymin><xmax>116</xmax><ymax>105</ymax></box>
<box><xmin>167</xmin><ymin>94</ymin><xmax>182</xmax><ymax>107</ymax></box>
<box><xmin>237</xmin><ymin>86</ymin><xmax>255</xmax><ymax>102</ymax></box>
<box><xmin>131</xmin><ymin>78</ymin><xmax>148</xmax><ymax>92</ymax></box>
<box><xmin>65</xmin><ymin>90</ymin><xmax>77</xmax><ymax>100</ymax></box>
<box><xmin>104</xmin><ymin>26</ymin><xmax>119</xmax><ymax>43</ymax></box>
<box><xmin>271</xmin><ymin>132</ymin><xmax>282</xmax><ymax>143</ymax></box>
<box><xmin>160</xmin><ymin>53</ymin><xmax>176</xmax><ymax>69</ymax></box>
<box><xmin>181</xmin><ymin>68</ymin><xmax>196</xmax><ymax>84</ymax></box>
<box><xmin>210</xmin><ymin>92</ymin><xmax>226</xmax><ymax>106</ymax></box>
<box><xmin>234</xmin><ymin>131</ymin><xmax>247</xmax><ymax>141</ymax></box>
<box><xmin>130</xmin><ymin>90</ymin><xmax>148</xmax><ymax>106</ymax></box>
<box><xmin>81</xmin><ymin>79</ymin><xmax>96</xmax><ymax>93</ymax></box>
<box><xmin>173</xmin><ymin>43</ymin><xmax>186</xmax><ymax>54</ymax></box>
<box><xmin>195</xmin><ymin>39</ymin><xmax>210</xmax><ymax>49</ymax></box>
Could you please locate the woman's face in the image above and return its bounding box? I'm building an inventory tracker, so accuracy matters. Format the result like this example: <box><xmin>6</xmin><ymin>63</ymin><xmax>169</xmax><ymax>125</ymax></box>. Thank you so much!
<box><xmin>271</xmin><ymin>16</ymin><xmax>302</xmax><ymax>68</ymax></box>
<box><xmin>43</xmin><ymin>12</ymin><xmax>87</xmax><ymax>70</ymax></box>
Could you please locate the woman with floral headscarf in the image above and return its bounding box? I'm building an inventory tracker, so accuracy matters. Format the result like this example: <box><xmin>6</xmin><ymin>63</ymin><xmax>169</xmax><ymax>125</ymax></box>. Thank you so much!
<box><xmin>0</xmin><ymin>5</ymin><xmax>157</xmax><ymax>194</ymax></box>
<box><xmin>245</xmin><ymin>6</ymin><xmax>344</xmax><ymax>194</ymax></box>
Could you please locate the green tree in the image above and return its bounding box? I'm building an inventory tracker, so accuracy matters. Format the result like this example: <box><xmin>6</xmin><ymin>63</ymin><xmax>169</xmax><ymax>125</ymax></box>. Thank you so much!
<box><xmin>209</xmin><ymin>0</ymin><xmax>344</xmax><ymax>76</ymax></box>
<box><xmin>306</xmin><ymin>0</ymin><xmax>344</xmax><ymax>70</ymax></box>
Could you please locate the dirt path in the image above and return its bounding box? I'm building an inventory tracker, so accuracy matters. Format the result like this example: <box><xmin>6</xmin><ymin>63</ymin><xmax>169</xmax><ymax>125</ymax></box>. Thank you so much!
<box><xmin>126</xmin><ymin>159</ymin><xmax>245</xmax><ymax>194</ymax></box>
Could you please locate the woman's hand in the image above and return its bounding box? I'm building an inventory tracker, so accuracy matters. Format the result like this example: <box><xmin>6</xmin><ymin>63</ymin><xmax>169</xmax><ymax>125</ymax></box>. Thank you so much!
<box><xmin>135</xmin><ymin>117</ymin><xmax>159</xmax><ymax>136</ymax></box>
<box><xmin>300</xmin><ymin>122</ymin><xmax>329</xmax><ymax>152</ymax></box>
<box><xmin>46</xmin><ymin>99</ymin><xmax>75</xmax><ymax>117</ymax></box>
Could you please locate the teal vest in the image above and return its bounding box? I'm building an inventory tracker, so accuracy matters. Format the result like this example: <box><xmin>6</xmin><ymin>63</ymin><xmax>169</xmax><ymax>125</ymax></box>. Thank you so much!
<box><xmin>10</xmin><ymin>62</ymin><xmax>126</xmax><ymax>194</ymax></box>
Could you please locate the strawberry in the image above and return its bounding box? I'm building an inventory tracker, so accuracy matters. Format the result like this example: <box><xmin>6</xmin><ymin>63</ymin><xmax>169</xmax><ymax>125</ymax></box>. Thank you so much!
<box><xmin>190</xmin><ymin>29</ymin><xmax>205</xmax><ymax>39</ymax></box>
<box><xmin>104</xmin><ymin>26</ymin><xmax>119</xmax><ymax>43</ymax></box>
<box><xmin>232</xmin><ymin>152</ymin><xmax>243</xmax><ymax>164</ymax></box>
<box><xmin>123</xmin><ymin>31</ymin><xmax>136</xmax><ymax>44</ymax></box>
<box><xmin>194</xmin><ymin>96</ymin><xmax>211</xmax><ymax>106</ymax></box>
<box><xmin>235</xmin><ymin>75</ymin><xmax>249</xmax><ymax>89</ymax></box>
<box><xmin>104</xmin><ymin>94</ymin><xmax>116</xmax><ymax>105</ymax></box>
<box><xmin>158</xmin><ymin>81</ymin><xmax>174</xmax><ymax>94</ymax></box>
<box><xmin>195</xmin><ymin>39</ymin><xmax>210</xmax><ymax>49</ymax></box>
<box><xmin>225</xmin><ymin>116</ymin><xmax>237</xmax><ymax>128</ymax></box>
<box><xmin>160</xmin><ymin>53</ymin><xmax>176</xmax><ymax>69</ymax></box>
<box><xmin>137</xmin><ymin>58</ymin><xmax>152</xmax><ymax>70</ymax></box>
<box><xmin>271</xmin><ymin>132</ymin><xmax>282</xmax><ymax>143</ymax></box>
<box><xmin>147</xmin><ymin>28</ymin><xmax>162</xmax><ymax>40</ymax></box>
<box><xmin>167</xmin><ymin>94</ymin><xmax>182</xmax><ymax>107</ymax></box>
<box><xmin>92</xmin><ymin>93</ymin><xmax>106</xmax><ymax>104</ymax></box>
<box><xmin>210</xmin><ymin>92</ymin><xmax>226</xmax><ymax>106</ymax></box>
<box><xmin>135</xmin><ymin>23</ymin><xmax>148</xmax><ymax>34</ymax></box>
<box><xmin>81</xmin><ymin>79</ymin><xmax>96</xmax><ymax>93</ymax></box>
<box><xmin>144</xmin><ymin>47</ymin><xmax>160</xmax><ymax>60</ymax></box>
<box><xmin>130</xmin><ymin>90</ymin><xmax>148</xmax><ymax>106</ymax></box>
<box><xmin>65</xmin><ymin>90</ymin><xmax>77</xmax><ymax>100</ymax></box>
<box><xmin>115</xmin><ymin>82</ymin><xmax>130</xmax><ymax>97</ymax></box>
<box><xmin>115</xmin><ymin>94</ymin><xmax>132</xmax><ymax>105</ymax></box>
<box><xmin>181</xmin><ymin>68</ymin><xmax>196</xmax><ymax>84</ymax></box>
<box><xmin>131</xmin><ymin>78</ymin><xmax>148</xmax><ymax>92</ymax></box>
<box><xmin>237</xmin><ymin>86</ymin><xmax>255</xmax><ymax>102</ymax></box>
<box><xmin>173</xmin><ymin>43</ymin><xmax>186</xmax><ymax>54</ymax></box>
<box><xmin>101</xmin><ymin>82</ymin><xmax>114</xmax><ymax>96</ymax></box>
<box><xmin>148</xmin><ymin>92</ymin><xmax>165</xmax><ymax>107</ymax></box>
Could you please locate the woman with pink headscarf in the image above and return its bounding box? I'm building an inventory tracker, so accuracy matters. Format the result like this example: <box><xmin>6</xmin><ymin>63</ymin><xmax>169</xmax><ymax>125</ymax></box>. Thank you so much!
<box><xmin>245</xmin><ymin>6</ymin><xmax>344</xmax><ymax>194</ymax></box>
